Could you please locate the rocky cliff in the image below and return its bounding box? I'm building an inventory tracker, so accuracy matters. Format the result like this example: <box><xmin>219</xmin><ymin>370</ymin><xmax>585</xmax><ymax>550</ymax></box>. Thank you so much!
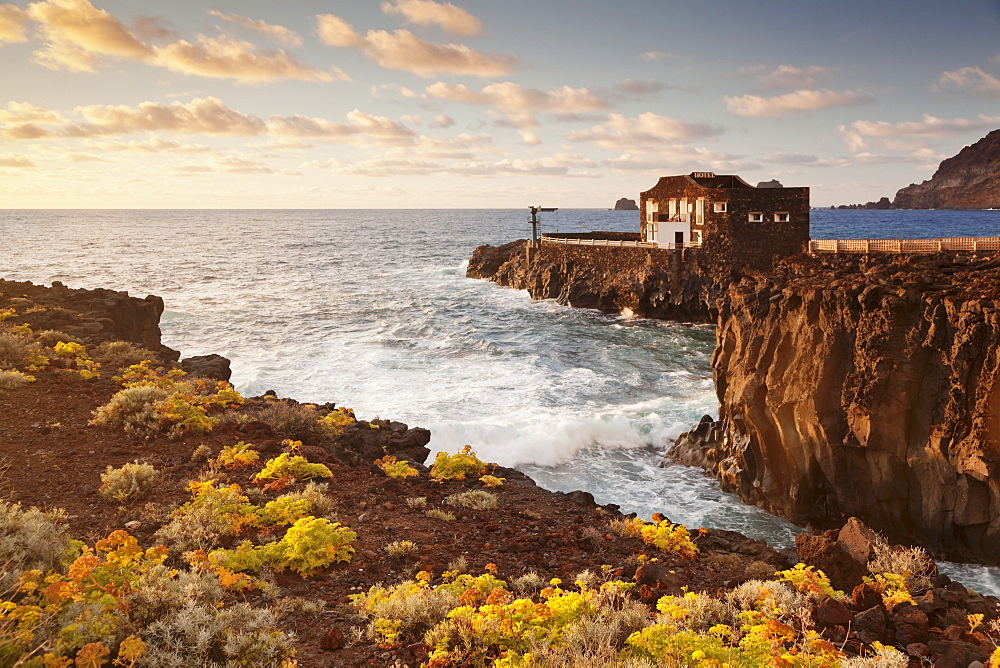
<box><xmin>0</xmin><ymin>278</ymin><xmax>179</xmax><ymax>360</ymax></box>
<box><xmin>670</xmin><ymin>252</ymin><xmax>1000</xmax><ymax>563</ymax></box>
<box><xmin>614</xmin><ymin>198</ymin><xmax>638</xmax><ymax>210</ymax></box>
<box><xmin>467</xmin><ymin>240</ymin><xmax>737</xmax><ymax>322</ymax></box>
<box><xmin>894</xmin><ymin>129</ymin><xmax>1000</xmax><ymax>209</ymax></box>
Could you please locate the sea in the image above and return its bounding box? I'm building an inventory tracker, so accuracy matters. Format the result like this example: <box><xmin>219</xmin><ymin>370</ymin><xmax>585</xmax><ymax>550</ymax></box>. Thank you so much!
<box><xmin>3</xmin><ymin>207</ymin><xmax>1000</xmax><ymax>594</ymax></box>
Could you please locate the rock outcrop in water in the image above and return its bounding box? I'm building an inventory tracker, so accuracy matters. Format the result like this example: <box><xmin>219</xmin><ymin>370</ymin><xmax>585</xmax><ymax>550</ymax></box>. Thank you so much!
<box><xmin>614</xmin><ymin>197</ymin><xmax>638</xmax><ymax>210</ymax></box>
<box><xmin>894</xmin><ymin>129</ymin><xmax>1000</xmax><ymax>209</ymax></box>
<box><xmin>467</xmin><ymin>239</ymin><xmax>735</xmax><ymax>322</ymax></box>
<box><xmin>670</xmin><ymin>252</ymin><xmax>1000</xmax><ymax>563</ymax></box>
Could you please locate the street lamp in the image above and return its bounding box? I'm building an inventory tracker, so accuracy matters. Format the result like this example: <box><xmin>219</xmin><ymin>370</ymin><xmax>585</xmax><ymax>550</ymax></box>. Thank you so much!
<box><xmin>528</xmin><ymin>205</ymin><xmax>558</xmax><ymax>248</ymax></box>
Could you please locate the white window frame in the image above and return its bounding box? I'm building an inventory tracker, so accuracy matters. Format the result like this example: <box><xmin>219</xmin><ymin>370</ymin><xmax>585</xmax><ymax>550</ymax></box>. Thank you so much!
<box><xmin>713</xmin><ymin>202</ymin><xmax>727</xmax><ymax>213</ymax></box>
<box><xmin>774</xmin><ymin>211</ymin><xmax>790</xmax><ymax>222</ymax></box>
<box><xmin>749</xmin><ymin>212</ymin><xmax>764</xmax><ymax>223</ymax></box>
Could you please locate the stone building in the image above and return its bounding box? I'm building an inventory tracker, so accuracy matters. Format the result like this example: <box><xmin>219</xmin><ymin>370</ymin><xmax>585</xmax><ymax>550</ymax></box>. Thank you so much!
<box><xmin>639</xmin><ymin>172</ymin><xmax>810</xmax><ymax>269</ymax></box>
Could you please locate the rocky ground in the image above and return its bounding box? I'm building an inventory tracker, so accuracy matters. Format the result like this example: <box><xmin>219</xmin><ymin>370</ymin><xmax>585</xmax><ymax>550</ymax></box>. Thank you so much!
<box><xmin>2</xmin><ymin>278</ymin><xmax>1000</xmax><ymax>667</ymax></box>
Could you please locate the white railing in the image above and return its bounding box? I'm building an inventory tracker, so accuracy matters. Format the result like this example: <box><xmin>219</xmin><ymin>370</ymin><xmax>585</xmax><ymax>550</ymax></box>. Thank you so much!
<box><xmin>810</xmin><ymin>237</ymin><xmax>1000</xmax><ymax>254</ymax></box>
<box><xmin>541</xmin><ymin>236</ymin><xmax>702</xmax><ymax>250</ymax></box>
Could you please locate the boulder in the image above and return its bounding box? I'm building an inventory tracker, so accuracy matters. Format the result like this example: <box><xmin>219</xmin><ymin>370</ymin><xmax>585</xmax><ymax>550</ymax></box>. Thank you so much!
<box><xmin>795</xmin><ymin>532</ymin><xmax>867</xmax><ymax>593</ymax></box>
<box><xmin>180</xmin><ymin>354</ymin><xmax>232</xmax><ymax>381</ymax></box>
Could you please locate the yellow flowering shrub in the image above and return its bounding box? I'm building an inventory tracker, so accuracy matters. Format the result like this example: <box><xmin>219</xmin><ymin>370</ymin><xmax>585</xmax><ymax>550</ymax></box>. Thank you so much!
<box><xmin>614</xmin><ymin>517</ymin><xmax>699</xmax><ymax>560</ymax></box>
<box><xmin>254</xmin><ymin>453</ymin><xmax>333</xmax><ymax>482</ymax></box>
<box><xmin>215</xmin><ymin>441</ymin><xmax>260</xmax><ymax>470</ymax></box>
<box><xmin>375</xmin><ymin>455</ymin><xmax>419</xmax><ymax>479</ymax></box>
<box><xmin>318</xmin><ymin>407</ymin><xmax>355</xmax><ymax>437</ymax></box>
<box><xmin>778</xmin><ymin>563</ymin><xmax>845</xmax><ymax>601</ymax></box>
<box><xmin>430</xmin><ymin>445</ymin><xmax>490</xmax><ymax>482</ymax></box>
<box><xmin>479</xmin><ymin>475</ymin><xmax>505</xmax><ymax>488</ymax></box>
<box><xmin>50</xmin><ymin>341</ymin><xmax>100</xmax><ymax>379</ymax></box>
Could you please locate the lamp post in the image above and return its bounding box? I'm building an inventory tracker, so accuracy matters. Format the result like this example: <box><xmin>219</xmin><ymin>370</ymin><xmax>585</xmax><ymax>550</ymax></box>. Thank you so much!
<box><xmin>529</xmin><ymin>205</ymin><xmax>558</xmax><ymax>248</ymax></box>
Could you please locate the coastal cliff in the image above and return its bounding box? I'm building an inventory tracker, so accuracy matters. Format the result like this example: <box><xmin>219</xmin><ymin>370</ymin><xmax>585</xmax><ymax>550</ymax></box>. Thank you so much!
<box><xmin>893</xmin><ymin>129</ymin><xmax>1000</xmax><ymax>209</ymax></box>
<box><xmin>467</xmin><ymin>239</ymin><xmax>737</xmax><ymax>322</ymax></box>
<box><xmin>671</xmin><ymin>253</ymin><xmax>1000</xmax><ymax>563</ymax></box>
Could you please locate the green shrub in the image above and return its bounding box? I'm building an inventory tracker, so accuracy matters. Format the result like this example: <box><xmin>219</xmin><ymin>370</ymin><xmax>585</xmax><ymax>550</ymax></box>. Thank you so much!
<box><xmin>424</xmin><ymin>509</ymin><xmax>456</xmax><ymax>522</ymax></box>
<box><xmin>215</xmin><ymin>441</ymin><xmax>260</xmax><ymax>470</ymax></box>
<box><xmin>99</xmin><ymin>461</ymin><xmax>159</xmax><ymax>503</ymax></box>
<box><xmin>275</xmin><ymin>481</ymin><xmax>337</xmax><ymax>519</ymax></box>
<box><xmin>89</xmin><ymin>385</ymin><xmax>169</xmax><ymax>438</ymax></box>
<box><xmin>91</xmin><ymin>340</ymin><xmax>159</xmax><ymax>373</ymax></box>
<box><xmin>0</xmin><ymin>501</ymin><xmax>74</xmax><ymax>589</ymax></box>
<box><xmin>34</xmin><ymin>329</ymin><xmax>83</xmax><ymax>348</ymax></box>
<box><xmin>0</xmin><ymin>332</ymin><xmax>30</xmax><ymax>369</ymax></box>
<box><xmin>444</xmin><ymin>490</ymin><xmax>498</xmax><ymax>510</ymax></box>
<box><xmin>385</xmin><ymin>540</ymin><xmax>418</xmax><ymax>559</ymax></box>
<box><xmin>211</xmin><ymin>516</ymin><xmax>356</xmax><ymax>577</ymax></box>
<box><xmin>246</xmin><ymin>400</ymin><xmax>326</xmax><ymax>440</ymax></box>
<box><xmin>0</xmin><ymin>369</ymin><xmax>35</xmax><ymax>392</ymax></box>
<box><xmin>155</xmin><ymin>481</ymin><xmax>261</xmax><ymax>552</ymax></box>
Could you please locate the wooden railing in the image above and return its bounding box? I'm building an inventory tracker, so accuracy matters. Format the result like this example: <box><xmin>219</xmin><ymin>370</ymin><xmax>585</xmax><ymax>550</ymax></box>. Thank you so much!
<box><xmin>810</xmin><ymin>237</ymin><xmax>1000</xmax><ymax>254</ymax></box>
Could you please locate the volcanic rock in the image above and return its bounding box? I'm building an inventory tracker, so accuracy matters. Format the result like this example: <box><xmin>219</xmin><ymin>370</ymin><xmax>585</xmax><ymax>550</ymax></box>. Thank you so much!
<box><xmin>893</xmin><ymin>129</ymin><xmax>1000</xmax><ymax>209</ymax></box>
<box><xmin>180</xmin><ymin>353</ymin><xmax>232</xmax><ymax>381</ymax></box>
<box><xmin>614</xmin><ymin>197</ymin><xmax>639</xmax><ymax>210</ymax></box>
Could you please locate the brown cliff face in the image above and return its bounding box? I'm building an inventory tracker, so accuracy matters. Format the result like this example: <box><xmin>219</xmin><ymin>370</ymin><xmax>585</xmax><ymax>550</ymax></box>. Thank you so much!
<box><xmin>685</xmin><ymin>253</ymin><xmax>1000</xmax><ymax>563</ymax></box>
<box><xmin>893</xmin><ymin>129</ymin><xmax>1000</xmax><ymax>209</ymax></box>
<box><xmin>467</xmin><ymin>240</ymin><xmax>731</xmax><ymax>322</ymax></box>
<box><xmin>0</xmin><ymin>278</ymin><xmax>179</xmax><ymax>360</ymax></box>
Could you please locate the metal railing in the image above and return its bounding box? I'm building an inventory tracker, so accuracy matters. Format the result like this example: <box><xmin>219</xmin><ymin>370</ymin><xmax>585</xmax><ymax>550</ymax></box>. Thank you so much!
<box><xmin>810</xmin><ymin>237</ymin><xmax>1000</xmax><ymax>254</ymax></box>
<box><xmin>541</xmin><ymin>235</ymin><xmax>701</xmax><ymax>250</ymax></box>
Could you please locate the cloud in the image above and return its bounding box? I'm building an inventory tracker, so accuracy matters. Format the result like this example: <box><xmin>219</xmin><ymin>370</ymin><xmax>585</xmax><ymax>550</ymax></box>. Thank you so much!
<box><xmin>518</xmin><ymin>130</ymin><xmax>540</xmax><ymax>146</ymax></box>
<box><xmin>639</xmin><ymin>51</ymin><xmax>679</xmax><ymax>62</ymax></box>
<box><xmin>761</xmin><ymin>153</ymin><xmax>850</xmax><ymax>167</ymax></box>
<box><xmin>431</xmin><ymin>114</ymin><xmax>455</xmax><ymax>128</ymax></box>
<box><xmin>131</xmin><ymin>15</ymin><xmax>177</xmax><ymax>42</ymax></box>
<box><xmin>381</xmin><ymin>0</ymin><xmax>483</xmax><ymax>36</ymax></box>
<box><xmin>152</xmin><ymin>35</ymin><xmax>338</xmax><ymax>82</ymax></box>
<box><xmin>316</xmin><ymin>13</ymin><xmax>514</xmax><ymax>77</ymax></box>
<box><xmin>739</xmin><ymin>64</ymin><xmax>836</xmax><ymax>92</ymax></box>
<box><xmin>0</xmin><ymin>97</ymin><xmax>416</xmax><ymax>146</ymax></box>
<box><xmin>0</xmin><ymin>101</ymin><xmax>66</xmax><ymax>123</ymax></box>
<box><xmin>0</xmin><ymin>4</ymin><xmax>29</xmax><ymax>43</ymax></box>
<box><xmin>725</xmin><ymin>89</ymin><xmax>875</xmax><ymax>117</ymax></box>
<box><xmin>84</xmin><ymin>137</ymin><xmax>212</xmax><ymax>153</ymax></box>
<box><xmin>566</xmin><ymin>112</ymin><xmax>723</xmax><ymax>151</ymax></box>
<box><xmin>604</xmin><ymin>148</ymin><xmax>758</xmax><ymax>174</ymax></box>
<box><xmin>209</xmin><ymin>11</ymin><xmax>302</xmax><ymax>47</ymax></box>
<box><xmin>424</xmin><ymin>81</ymin><xmax>610</xmax><ymax>127</ymax></box>
<box><xmin>0</xmin><ymin>153</ymin><xmax>34</xmax><ymax>168</ymax></box>
<box><xmin>838</xmin><ymin>113</ymin><xmax>1000</xmax><ymax>152</ymax></box>
<box><xmin>932</xmin><ymin>66</ymin><xmax>1000</xmax><ymax>99</ymax></box>
<box><xmin>613</xmin><ymin>79</ymin><xmax>667</xmax><ymax>96</ymax></box>
<box><xmin>24</xmin><ymin>0</ymin><xmax>333</xmax><ymax>82</ymax></box>
<box><xmin>340</xmin><ymin>152</ymin><xmax>595</xmax><ymax>178</ymax></box>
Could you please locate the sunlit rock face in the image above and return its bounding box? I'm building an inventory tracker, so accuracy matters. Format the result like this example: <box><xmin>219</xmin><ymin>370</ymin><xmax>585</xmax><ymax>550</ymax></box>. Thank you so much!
<box><xmin>696</xmin><ymin>253</ymin><xmax>1000</xmax><ymax>564</ymax></box>
<box><xmin>894</xmin><ymin>129</ymin><xmax>1000</xmax><ymax>210</ymax></box>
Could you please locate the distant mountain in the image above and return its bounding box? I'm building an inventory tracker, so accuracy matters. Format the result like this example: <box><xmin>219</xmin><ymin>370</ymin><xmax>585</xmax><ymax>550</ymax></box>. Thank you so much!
<box><xmin>894</xmin><ymin>129</ymin><xmax>1000</xmax><ymax>209</ymax></box>
<box><xmin>614</xmin><ymin>197</ymin><xmax>638</xmax><ymax>210</ymax></box>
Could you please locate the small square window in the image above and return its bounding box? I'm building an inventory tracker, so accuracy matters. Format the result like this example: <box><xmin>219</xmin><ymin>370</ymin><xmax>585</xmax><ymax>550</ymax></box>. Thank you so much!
<box><xmin>713</xmin><ymin>202</ymin><xmax>727</xmax><ymax>213</ymax></box>
<box><xmin>774</xmin><ymin>212</ymin><xmax>790</xmax><ymax>222</ymax></box>
<box><xmin>749</xmin><ymin>212</ymin><xmax>763</xmax><ymax>223</ymax></box>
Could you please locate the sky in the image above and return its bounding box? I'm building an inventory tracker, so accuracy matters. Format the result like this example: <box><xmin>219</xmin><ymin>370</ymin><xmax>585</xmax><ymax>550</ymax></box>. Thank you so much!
<box><xmin>1</xmin><ymin>0</ymin><xmax>999</xmax><ymax>209</ymax></box>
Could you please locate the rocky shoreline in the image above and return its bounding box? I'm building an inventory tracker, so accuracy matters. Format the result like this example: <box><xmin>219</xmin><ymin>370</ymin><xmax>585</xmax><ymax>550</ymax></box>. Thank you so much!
<box><xmin>3</xmin><ymin>277</ymin><xmax>1000</xmax><ymax>666</ymax></box>
<box><xmin>467</xmin><ymin>241</ymin><xmax>1000</xmax><ymax>568</ymax></box>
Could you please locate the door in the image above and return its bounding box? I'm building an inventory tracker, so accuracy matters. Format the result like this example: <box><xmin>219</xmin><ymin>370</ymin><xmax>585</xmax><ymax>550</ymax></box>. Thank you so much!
<box><xmin>674</xmin><ymin>231</ymin><xmax>684</xmax><ymax>248</ymax></box>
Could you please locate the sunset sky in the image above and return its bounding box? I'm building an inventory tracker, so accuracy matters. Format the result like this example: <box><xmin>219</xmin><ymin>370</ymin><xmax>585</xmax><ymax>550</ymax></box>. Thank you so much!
<box><xmin>1</xmin><ymin>0</ymin><xmax>999</xmax><ymax>208</ymax></box>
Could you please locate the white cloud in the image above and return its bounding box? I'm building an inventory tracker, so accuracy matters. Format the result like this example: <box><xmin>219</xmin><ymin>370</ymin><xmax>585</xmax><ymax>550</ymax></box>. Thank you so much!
<box><xmin>24</xmin><ymin>0</ymin><xmax>333</xmax><ymax>82</ymax></box>
<box><xmin>604</xmin><ymin>148</ymin><xmax>758</xmax><ymax>174</ymax></box>
<box><xmin>639</xmin><ymin>51</ymin><xmax>678</xmax><ymax>62</ymax></box>
<box><xmin>932</xmin><ymin>66</ymin><xmax>1000</xmax><ymax>98</ymax></box>
<box><xmin>839</xmin><ymin>113</ymin><xmax>1000</xmax><ymax>152</ymax></box>
<box><xmin>566</xmin><ymin>112</ymin><xmax>723</xmax><ymax>152</ymax></box>
<box><xmin>431</xmin><ymin>114</ymin><xmax>455</xmax><ymax>128</ymax></box>
<box><xmin>0</xmin><ymin>4</ymin><xmax>29</xmax><ymax>43</ymax></box>
<box><xmin>381</xmin><ymin>0</ymin><xmax>483</xmax><ymax>36</ymax></box>
<box><xmin>0</xmin><ymin>153</ymin><xmax>34</xmax><ymax>168</ymax></box>
<box><xmin>208</xmin><ymin>11</ymin><xmax>303</xmax><ymax>47</ymax></box>
<box><xmin>0</xmin><ymin>97</ymin><xmax>417</xmax><ymax>147</ymax></box>
<box><xmin>725</xmin><ymin>89</ymin><xmax>875</xmax><ymax>117</ymax></box>
<box><xmin>424</xmin><ymin>81</ymin><xmax>610</xmax><ymax>127</ymax></box>
<box><xmin>316</xmin><ymin>13</ymin><xmax>514</xmax><ymax>77</ymax></box>
<box><xmin>739</xmin><ymin>64</ymin><xmax>836</xmax><ymax>92</ymax></box>
<box><xmin>518</xmin><ymin>130</ymin><xmax>541</xmax><ymax>146</ymax></box>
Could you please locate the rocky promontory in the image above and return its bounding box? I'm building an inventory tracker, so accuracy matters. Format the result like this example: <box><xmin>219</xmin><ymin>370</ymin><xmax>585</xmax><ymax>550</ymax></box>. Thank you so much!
<box><xmin>894</xmin><ymin>129</ymin><xmax>1000</xmax><ymax>209</ymax></box>
<box><xmin>670</xmin><ymin>252</ymin><xmax>1000</xmax><ymax>564</ymax></box>
<box><xmin>614</xmin><ymin>197</ymin><xmax>639</xmax><ymax>210</ymax></box>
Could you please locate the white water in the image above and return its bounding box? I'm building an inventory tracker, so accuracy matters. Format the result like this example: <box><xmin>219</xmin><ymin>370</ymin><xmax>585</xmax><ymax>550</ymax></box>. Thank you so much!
<box><xmin>2</xmin><ymin>208</ymin><xmax>998</xmax><ymax>595</ymax></box>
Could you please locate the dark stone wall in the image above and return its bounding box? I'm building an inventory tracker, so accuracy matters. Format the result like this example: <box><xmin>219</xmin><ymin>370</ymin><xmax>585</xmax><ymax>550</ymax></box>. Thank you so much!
<box><xmin>639</xmin><ymin>175</ymin><xmax>810</xmax><ymax>271</ymax></box>
<box><xmin>542</xmin><ymin>231</ymin><xmax>641</xmax><ymax>241</ymax></box>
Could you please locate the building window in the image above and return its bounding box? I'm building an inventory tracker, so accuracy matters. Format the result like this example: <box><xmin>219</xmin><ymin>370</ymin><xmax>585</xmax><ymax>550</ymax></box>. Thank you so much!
<box><xmin>749</xmin><ymin>212</ymin><xmax>763</xmax><ymax>223</ymax></box>
<box><xmin>693</xmin><ymin>231</ymin><xmax>702</xmax><ymax>245</ymax></box>
<box><xmin>774</xmin><ymin>212</ymin><xmax>790</xmax><ymax>222</ymax></box>
<box><xmin>713</xmin><ymin>202</ymin><xmax>727</xmax><ymax>213</ymax></box>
